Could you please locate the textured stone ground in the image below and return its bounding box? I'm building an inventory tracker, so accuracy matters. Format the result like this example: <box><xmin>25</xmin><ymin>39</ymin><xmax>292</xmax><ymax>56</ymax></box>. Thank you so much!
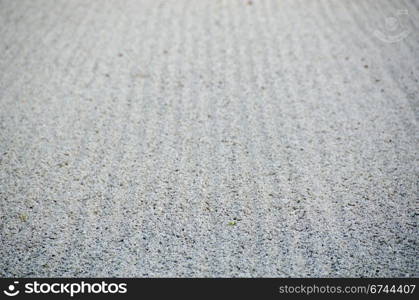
<box><xmin>0</xmin><ymin>0</ymin><xmax>418</xmax><ymax>277</ymax></box>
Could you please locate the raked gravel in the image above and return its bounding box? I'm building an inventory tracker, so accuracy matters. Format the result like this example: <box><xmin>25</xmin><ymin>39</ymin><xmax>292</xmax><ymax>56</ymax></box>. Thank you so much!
<box><xmin>0</xmin><ymin>0</ymin><xmax>418</xmax><ymax>277</ymax></box>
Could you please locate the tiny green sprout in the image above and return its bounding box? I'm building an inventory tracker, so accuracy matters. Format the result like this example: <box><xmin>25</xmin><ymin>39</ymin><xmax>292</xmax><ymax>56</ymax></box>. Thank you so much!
<box><xmin>19</xmin><ymin>214</ymin><xmax>28</xmax><ymax>222</ymax></box>
<box><xmin>228</xmin><ymin>221</ymin><xmax>237</xmax><ymax>226</ymax></box>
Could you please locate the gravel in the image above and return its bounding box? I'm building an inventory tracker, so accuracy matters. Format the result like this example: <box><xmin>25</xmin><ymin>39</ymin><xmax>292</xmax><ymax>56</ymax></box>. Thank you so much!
<box><xmin>0</xmin><ymin>0</ymin><xmax>418</xmax><ymax>277</ymax></box>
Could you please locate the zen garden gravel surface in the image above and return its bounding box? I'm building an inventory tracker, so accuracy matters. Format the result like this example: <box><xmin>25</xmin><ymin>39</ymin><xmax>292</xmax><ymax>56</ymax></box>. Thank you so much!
<box><xmin>0</xmin><ymin>0</ymin><xmax>418</xmax><ymax>277</ymax></box>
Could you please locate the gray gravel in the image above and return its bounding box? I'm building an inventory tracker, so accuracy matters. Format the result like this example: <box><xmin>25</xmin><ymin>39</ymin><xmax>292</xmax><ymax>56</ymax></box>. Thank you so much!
<box><xmin>0</xmin><ymin>0</ymin><xmax>418</xmax><ymax>277</ymax></box>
